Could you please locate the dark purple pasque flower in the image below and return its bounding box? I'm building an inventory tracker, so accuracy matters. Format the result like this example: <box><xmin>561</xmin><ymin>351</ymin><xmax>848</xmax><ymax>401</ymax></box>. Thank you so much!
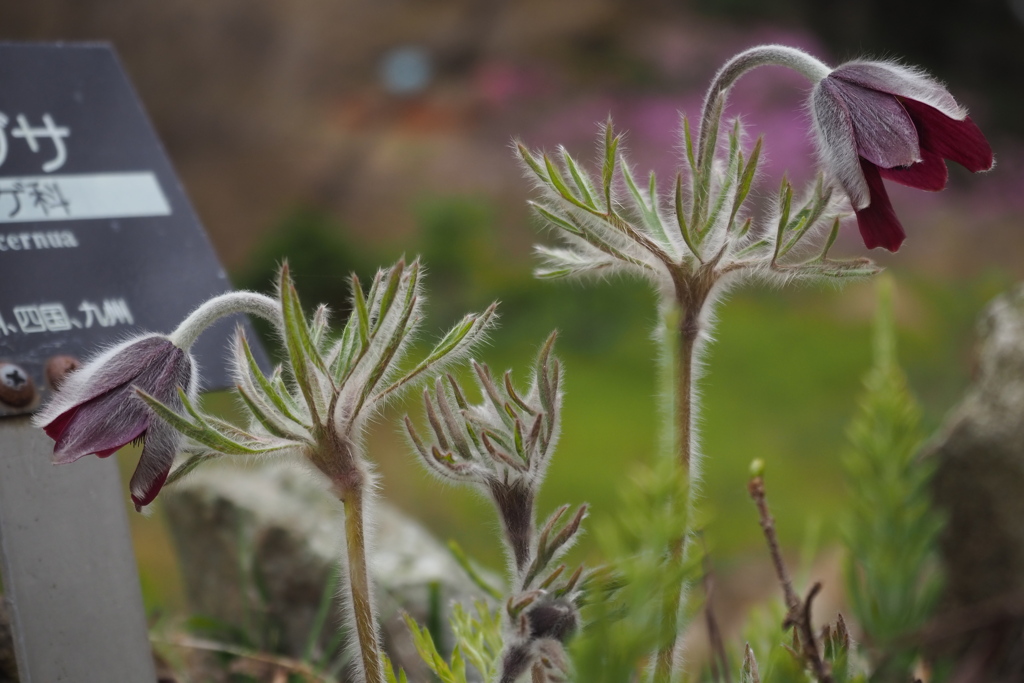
<box><xmin>34</xmin><ymin>334</ymin><xmax>196</xmax><ymax>510</ymax></box>
<box><xmin>811</xmin><ymin>61</ymin><xmax>994</xmax><ymax>252</ymax></box>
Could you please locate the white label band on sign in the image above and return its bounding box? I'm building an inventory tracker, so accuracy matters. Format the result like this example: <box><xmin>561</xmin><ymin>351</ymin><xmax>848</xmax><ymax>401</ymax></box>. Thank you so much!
<box><xmin>0</xmin><ymin>171</ymin><xmax>171</xmax><ymax>224</ymax></box>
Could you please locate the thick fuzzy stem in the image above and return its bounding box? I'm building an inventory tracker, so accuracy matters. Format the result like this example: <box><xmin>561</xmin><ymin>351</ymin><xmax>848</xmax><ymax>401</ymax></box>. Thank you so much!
<box><xmin>653</xmin><ymin>280</ymin><xmax>709</xmax><ymax>682</ymax></box>
<box><xmin>657</xmin><ymin>303</ymin><xmax>683</xmax><ymax>465</ymax></box>
<box><xmin>169</xmin><ymin>290</ymin><xmax>282</xmax><ymax>349</ymax></box>
<box><xmin>665</xmin><ymin>278</ymin><xmax>709</xmax><ymax>503</ymax></box>
<box><xmin>696</xmin><ymin>45</ymin><xmax>830</xmax><ymax>172</ymax></box>
<box><xmin>317</xmin><ymin>426</ymin><xmax>383</xmax><ymax>683</ymax></box>
<box><xmin>342</xmin><ymin>485</ymin><xmax>384</xmax><ymax>683</ymax></box>
<box><xmin>677</xmin><ymin>308</ymin><xmax>699</xmax><ymax>472</ymax></box>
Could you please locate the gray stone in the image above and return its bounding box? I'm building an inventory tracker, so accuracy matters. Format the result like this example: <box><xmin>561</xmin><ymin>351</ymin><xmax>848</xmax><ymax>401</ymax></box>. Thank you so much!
<box><xmin>932</xmin><ymin>284</ymin><xmax>1024</xmax><ymax>605</ymax></box>
<box><xmin>930</xmin><ymin>284</ymin><xmax>1024</xmax><ymax>679</ymax></box>
<box><xmin>162</xmin><ymin>461</ymin><xmax>489</xmax><ymax>679</ymax></box>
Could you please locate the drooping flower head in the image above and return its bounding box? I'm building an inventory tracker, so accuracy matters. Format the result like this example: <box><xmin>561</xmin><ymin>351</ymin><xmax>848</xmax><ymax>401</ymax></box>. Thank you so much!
<box><xmin>34</xmin><ymin>334</ymin><xmax>197</xmax><ymax>510</ymax></box>
<box><xmin>811</xmin><ymin>60</ymin><xmax>994</xmax><ymax>252</ymax></box>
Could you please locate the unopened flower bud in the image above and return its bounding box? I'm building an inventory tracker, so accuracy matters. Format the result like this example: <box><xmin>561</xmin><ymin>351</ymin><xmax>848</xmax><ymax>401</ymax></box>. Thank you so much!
<box><xmin>526</xmin><ymin>597</ymin><xmax>578</xmax><ymax>643</ymax></box>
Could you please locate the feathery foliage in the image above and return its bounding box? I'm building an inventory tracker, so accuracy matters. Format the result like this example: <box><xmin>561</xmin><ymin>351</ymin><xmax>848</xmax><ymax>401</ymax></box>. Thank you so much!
<box><xmin>569</xmin><ymin>455</ymin><xmax>700</xmax><ymax>683</ymax></box>
<box><xmin>519</xmin><ymin>119</ymin><xmax>878</xmax><ymax>289</ymax></box>
<box><xmin>842</xmin><ymin>277</ymin><xmax>943</xmax><ymax>680</ymax></box>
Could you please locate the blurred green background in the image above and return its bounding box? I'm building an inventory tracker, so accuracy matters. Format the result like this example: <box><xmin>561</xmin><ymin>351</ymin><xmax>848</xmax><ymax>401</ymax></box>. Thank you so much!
<box><xmin>3</xmin><ymin>0</ymin><xmax>1023</xmax><ymax>619</ymax></box>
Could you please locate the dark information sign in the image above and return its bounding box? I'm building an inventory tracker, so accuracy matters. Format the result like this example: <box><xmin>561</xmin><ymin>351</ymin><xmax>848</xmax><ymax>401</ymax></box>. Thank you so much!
<box><xmin>0</xmin><ymin>43</ymin><xmax>269</xmax><ymax>681</ymax></box>
<box><xmin>0</xmin><ymin>42</ymin><xmax>261</xmax><ymax>417</ymax></box>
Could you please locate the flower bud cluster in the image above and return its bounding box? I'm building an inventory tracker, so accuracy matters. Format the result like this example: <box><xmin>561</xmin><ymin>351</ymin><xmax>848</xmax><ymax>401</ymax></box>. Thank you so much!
<box><xmin>405</xmin><ymin>333</ymin><xmax>592</xmax><ymax>682</ymax></box>
<box><xmin>406</xmin><ymin>333</ymin><xmax>564</xmax><ymax>571</ymax></box>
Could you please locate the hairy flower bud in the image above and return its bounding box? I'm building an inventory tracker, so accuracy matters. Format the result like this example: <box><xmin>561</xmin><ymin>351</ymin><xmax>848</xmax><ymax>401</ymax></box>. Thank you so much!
<box><xmin>34</xmin><ymin>334</ymin><xmax>196</xmax><ymax>510</ymax></box>
<box><xmin>526</xmin><ymin>597</ymin><xmax>579</xmax><ymax>643</ymax></box>
<box><xmin>405</xmin><ymin>333</ymin><xmax>563</xmax><ymax>574</ymax></box>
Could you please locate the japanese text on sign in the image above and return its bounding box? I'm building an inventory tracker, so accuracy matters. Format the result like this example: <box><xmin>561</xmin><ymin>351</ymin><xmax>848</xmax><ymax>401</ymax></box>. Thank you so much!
<box><xmin>0</xmin><ymin>299</ymin><xmax>133</xmax><ymax>336</ymax></box>
<box><xmin>0</xmin><ymin>173</ymin><xmax>170</xmax><ymax>225</ymax></box>
<box><xmin>0</xmin><ymin>112</ymin><xmax>70</xmax><ymax>173</ymax></box>
<box><xmin>0</xmin><ymin>180</ymin><xmax>70</xmax><ymax>219</ymax></box>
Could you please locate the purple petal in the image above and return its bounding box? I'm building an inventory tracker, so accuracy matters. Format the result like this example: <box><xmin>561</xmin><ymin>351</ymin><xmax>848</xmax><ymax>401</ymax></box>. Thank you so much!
<box><xmin>148</xmin><ymin>346</ymin><xmax>193</xmax><ymax>402</ymax></box>
<box><xmin>129</xmin><ymin>419</ymin><xmax>179</xmax><ymax>511</ymax></box>
<box><xmin>43</xmin><ymin>405</ymin><xmax>79</xmax><ymax>442</ymax></box>
<box><xmin>128</xmin><ymin>353</ymin><xmax>192</xmax><ymax>509</ymax></box>
<box><xmin>899</xmin><ymin>98</ymin><xmax>994</xmax><ymax>173</ymax></box>
<box><xmin>831</xmin><ymin>61</ymin><xmax>966</xmax><ymax>120</ymax></box>
<box><xmin>855</xmin><ymin>161</ymin><xmax>906</xmax><ymax>252</ymax></box>
<box><xmin>812</xmin><ymin>81</ymin><xmax>869</xmax><ymax>209</ymax></box>
<box><xmin>56</xmin><ymin>337</ymin><xmax>176</xmax><ymax>411</ymax></box>
<box><xmin>52</xmin><ymin>386</ymin><xmax>150</xmax><ymax>464</ymax></box>
<box><xmin>823</xmin><ymin>77</ymin><xmax>920</xmax><ymax>169</ymax></box>
<box><xmin>878</xmin><ymin>148</ymin><xmax>948</xmax><ymax>191</ymax></box>
<box><xmin>50</xmin><ymin>343</ymin><xmax>192</xmax><ymax>464</ymax></box>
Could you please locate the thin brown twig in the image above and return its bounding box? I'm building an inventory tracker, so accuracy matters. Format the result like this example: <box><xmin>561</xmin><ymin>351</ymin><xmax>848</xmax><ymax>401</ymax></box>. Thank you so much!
<box><xmin>153</xmin><ymin>634</ymin><xmax>336</xmax><ymax>683</ymax></box>
<box><xmin>748</xmin><ymin>474</ymin><xmax>833</xmax><ymax>683</ymax></box>
<box><xmin>794</xmin><ymin>583</ymin><xmax>832</xmax><ymax>683</ymax></box>
<box><xmin>748</xmin><ymin>476</ymin><xmax>799</xmax><ymax>612</ymax></box>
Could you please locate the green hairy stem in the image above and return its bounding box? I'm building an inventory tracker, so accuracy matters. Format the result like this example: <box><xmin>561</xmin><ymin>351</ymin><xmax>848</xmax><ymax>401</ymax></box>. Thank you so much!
<box><xmin>342</xmin><ymin>485</ymin><xmax>384</xmax><ymax>683</ymax></box>
<box><xmin>652</xmin><ymin>292</ymin><xmax>705</xmax><ymax>682</ymax></box>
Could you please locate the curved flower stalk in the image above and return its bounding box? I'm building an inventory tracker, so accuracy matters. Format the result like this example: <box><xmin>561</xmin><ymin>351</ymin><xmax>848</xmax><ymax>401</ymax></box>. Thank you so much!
<box><xmin>518</xmin><ymin>43</ymin><xmax>992</xmax><ymax>681</ymax></box>
<box><xmin>140</xmin><ymin>259</ymin><xmax>496</xmax><ymax>683</ymax></box>
<box><xmin>404</xmin><ymin>334</ymin><xmax>594</xmax><ymax>683</ymax></box>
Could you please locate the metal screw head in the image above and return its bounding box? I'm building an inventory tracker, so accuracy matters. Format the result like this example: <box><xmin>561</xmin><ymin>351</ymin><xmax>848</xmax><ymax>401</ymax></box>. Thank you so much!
<box><xmin>0</xmin><ymin>362</ymin><xmax>36</xmax><ymax>408</ymax></box>
<box><xmin>45</xmin><ymin>355</ymin><xmax>81</xmax><ymax>391</ymax></box>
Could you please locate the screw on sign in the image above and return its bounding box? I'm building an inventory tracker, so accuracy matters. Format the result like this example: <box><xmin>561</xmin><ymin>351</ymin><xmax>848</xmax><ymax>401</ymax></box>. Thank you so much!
<box><xmin>44</xmin><ymin>354</ymin><xmax>80</xmax><ymax>390</ymax></box>
<box><xmin>0</xmin><ymin>362</ymin><xmax>35</xmax><ymax>407</ymax></box>
<box><xmin>4</xmin><ymin>366</ymin><xmax>25</xmax><ymax>386</ymax></box>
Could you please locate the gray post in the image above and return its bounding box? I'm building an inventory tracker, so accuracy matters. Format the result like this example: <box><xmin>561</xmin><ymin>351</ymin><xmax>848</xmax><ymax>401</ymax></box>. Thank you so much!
<box><xmin>0</xmin><ymin>417</ymin><xmax>157</xmax><ymax>682</ymax></box>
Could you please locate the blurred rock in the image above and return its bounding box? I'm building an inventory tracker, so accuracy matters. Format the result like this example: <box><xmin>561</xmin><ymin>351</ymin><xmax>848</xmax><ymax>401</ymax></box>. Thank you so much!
<box><xmin>931</xmin><ymin>283</ymin><xmax>1024</xmax><ymax>680</ymax></box>
<box><xmin>162</xmin><ymin>462</ymin><xmax>492</xmax><ymax>680</ymax></box>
